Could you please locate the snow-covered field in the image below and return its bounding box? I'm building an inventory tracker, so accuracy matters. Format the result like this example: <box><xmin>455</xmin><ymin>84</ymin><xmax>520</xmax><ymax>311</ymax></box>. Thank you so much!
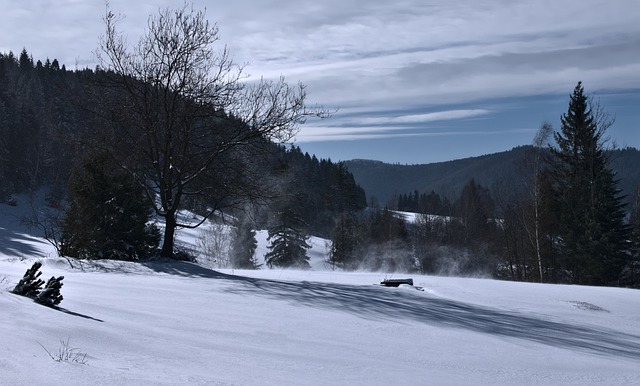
<box><xmin>2</xmin><ymin>199</ymin><xmax>640</xmax><ymax>385</ymax></box>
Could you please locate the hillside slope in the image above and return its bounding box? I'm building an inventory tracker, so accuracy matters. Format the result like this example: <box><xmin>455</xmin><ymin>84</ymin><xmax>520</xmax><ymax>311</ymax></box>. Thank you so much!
<box><xmin>345</xmin><ymin>146</ymin><xmax>640</xmax><ymax>206</ymax></box>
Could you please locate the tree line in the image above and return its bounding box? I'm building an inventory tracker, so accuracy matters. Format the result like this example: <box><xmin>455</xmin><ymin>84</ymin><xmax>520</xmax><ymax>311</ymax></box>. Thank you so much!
<box><xmin>334</xmin><ymin>82</ymin><xmax>638</xmax><ymax>287</ymax></box>
<box><xmin>347</xmin><ymin>146</ymin><xmax>640</xmax><ymax>211</ymax></box>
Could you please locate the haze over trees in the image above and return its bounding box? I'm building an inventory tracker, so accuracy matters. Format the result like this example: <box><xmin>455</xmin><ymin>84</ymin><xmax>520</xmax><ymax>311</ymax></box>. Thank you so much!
<box><xmin>228</xmin><ymin>213</ymin><xmax>260</xmax><ymax>269</ymax></box>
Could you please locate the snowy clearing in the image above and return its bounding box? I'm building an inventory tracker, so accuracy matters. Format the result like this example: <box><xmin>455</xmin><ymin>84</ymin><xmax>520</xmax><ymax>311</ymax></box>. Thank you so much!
<box><xmin>1</xmin><ymin>200</ymin><xmax>640</xmax><ymax>385</ymax></box>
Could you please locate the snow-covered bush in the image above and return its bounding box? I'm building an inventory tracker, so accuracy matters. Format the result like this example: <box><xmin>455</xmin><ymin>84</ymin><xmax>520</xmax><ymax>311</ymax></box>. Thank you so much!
<box><xmin>12</xmin><ymin>261</ymin><xmax>45</xmax><ymax>297</ymax></box>
<box><xmin>35</xmin><ymin>276</ymin><xmax>64</xmax><ymax>307</ymax></box>
<box><xmin>172</xmin><ymin>246</ymin><xmax>198</xmax><ymax>262</ymax></box>
<box><xmin>12</xmin><ymin>262</ymin><xmax>64</xmax><ymax>307</ymax></box>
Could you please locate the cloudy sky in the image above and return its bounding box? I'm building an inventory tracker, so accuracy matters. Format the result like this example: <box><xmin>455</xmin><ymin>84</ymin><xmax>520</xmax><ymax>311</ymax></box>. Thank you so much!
<box><xmin>1</xmin><ymin>0</ymin><xmax>639</xmax><ymax>164</ymax></box>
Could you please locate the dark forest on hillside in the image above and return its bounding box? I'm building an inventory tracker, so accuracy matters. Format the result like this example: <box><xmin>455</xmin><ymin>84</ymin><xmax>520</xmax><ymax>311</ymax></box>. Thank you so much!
<box><xmin>346</xmin><ymin>146</ymin><xmax>640</xmax><ymax>209</ymax></box>
<box><xmin>0</xmin><ymin>48</ymin><xmax>365</xmax><ymax>255</ymax></box>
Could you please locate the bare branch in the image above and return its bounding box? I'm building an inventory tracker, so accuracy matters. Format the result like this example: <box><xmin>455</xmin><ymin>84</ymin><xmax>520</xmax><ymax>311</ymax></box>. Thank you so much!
<box><xmin>533</xmin><ymin>121</ymin><xmax>553</xmax><ymax>148</ymax></box>
<box><xmin>95</xmin><ymin>3</ymin><xmax>328</xmax><ymax>257</ymax></box>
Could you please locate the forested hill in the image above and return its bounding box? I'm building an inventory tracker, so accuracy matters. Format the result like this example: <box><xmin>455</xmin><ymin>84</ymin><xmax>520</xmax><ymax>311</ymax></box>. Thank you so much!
<box><xmin>0</xmin><ymin>49</ymin><xmax>366</xmax><ymax>238</ymax></box>
<box><xmin>345</xmin><ymin>146</ymin><xmax>640</xmax><ymax>208</ymax></box>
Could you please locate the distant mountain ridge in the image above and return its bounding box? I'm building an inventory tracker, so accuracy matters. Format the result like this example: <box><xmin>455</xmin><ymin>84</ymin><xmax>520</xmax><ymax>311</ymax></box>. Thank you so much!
<box><xmin>345</xmin><ymin>146</ymin><xmax>640</xmax><ymax>208</ymax></box>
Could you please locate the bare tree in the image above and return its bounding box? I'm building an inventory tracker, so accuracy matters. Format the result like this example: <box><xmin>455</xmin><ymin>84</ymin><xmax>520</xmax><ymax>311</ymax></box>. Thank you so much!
<box><xmin>95</xmin><ymin>3</ymin><xmax>328</xmax><ymax>257</ymax></box>
<box><xmin>197</xmin><ymin>222</ymin><xmax>231</xmax><ymax>268</ymax></box>
<box><xmin>528</xmin><ymin>121</ymin><xmax>553</xmax><ymax>282</ymax></box>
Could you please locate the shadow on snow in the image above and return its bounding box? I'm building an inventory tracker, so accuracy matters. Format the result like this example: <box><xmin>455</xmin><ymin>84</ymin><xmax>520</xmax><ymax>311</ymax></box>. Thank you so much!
<box><xmin>0</xmin><ymin>226</ymin><xmax>51</xmax><ymax>259</ymax></box>
<box><xmin>141</xmin><ymin>260</ymin><xmax>640</xmax><ymax>360</ymax></box>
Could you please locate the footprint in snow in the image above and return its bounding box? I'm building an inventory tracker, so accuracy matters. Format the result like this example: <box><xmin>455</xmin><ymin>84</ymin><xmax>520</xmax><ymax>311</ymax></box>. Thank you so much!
<box><xmin>568</xmin><ymin>301</ymin><xmax>609</xmax><ymax>312</ymax></box>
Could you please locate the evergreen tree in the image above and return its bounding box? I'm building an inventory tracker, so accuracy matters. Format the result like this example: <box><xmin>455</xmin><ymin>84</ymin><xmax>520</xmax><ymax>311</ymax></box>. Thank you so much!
<box><xmin>326</xmin><ymin>161</ymin><xmax>366</xmax><ymax>270</ymax></box>
<box><xmin>453</xmin><ymin>178</ymin><xmax>495</xmax><ymax>246</ymax></box>
<box><xmin>265</xmin><ymin>208</ymin><xmax>311</xmax><ymax>269</ymax></box>
<box><xmin>369</xmin><ymin>207</ymin><xmax>410</xmax><ymax>243</ymax></box>
<box><xmin>62</xmin><ymin>152</ymin><xmax>160</xmax><ymax>260</ymax></box>
<box><xmin>13</xmin><ymin>261</ymin><xmax>45</xmax><ymax>297</ymax></box>
<box><xmin>550</xmin><ymin>82</ymin><xmax>629</xmax><ymax>285</ymax></box>
<box><xmin>229</xmin><ymin>215</ymin><xmax>260</xmax><ymax>269</ymax></box>
<box><xmin>328</xmin><ymin>213</ymin><xmax>361</xmax><ymax>270</ymax></box>
<box><xmin>18</xmin><ymin>48</ymin><xmax>33</xmax><ymax>70</ymax></box>
<box><xmin>35</xmin><ymin>276</ymin><xmax>64</xmax><ymax>307</ymax></box>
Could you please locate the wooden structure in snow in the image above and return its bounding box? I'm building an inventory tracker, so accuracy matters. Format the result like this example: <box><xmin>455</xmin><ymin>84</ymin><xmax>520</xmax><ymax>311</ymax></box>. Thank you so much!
<box><xmin>380</xmin><ymin>278</ymin><xmax>414</xmax><ymax>287</ymax></box>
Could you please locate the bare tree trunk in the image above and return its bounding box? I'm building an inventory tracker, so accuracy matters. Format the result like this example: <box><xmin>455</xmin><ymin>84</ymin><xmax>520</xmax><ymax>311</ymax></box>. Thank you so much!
<box><xmin>534</xmin><ymin>198</ymin><xmax>543</xmax><ymax>282</ymax></box>
<box><xmin>161</xmin><ymin>213</ymin><xmax>177</xmax><ymax>258</ymax></box>
<box><xmin>532</xmin><ymin>122</ymin><xmax>552</xmax><ymax>282</ymax></box>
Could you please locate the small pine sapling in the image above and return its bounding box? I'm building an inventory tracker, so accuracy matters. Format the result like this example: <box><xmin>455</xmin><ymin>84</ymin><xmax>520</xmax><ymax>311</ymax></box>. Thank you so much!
<box><xmin>12</xmin><ymin>261</ymin><xmax>45</xmax><ymax>297</ymax></box>
<box><xmin>35</xmin><ymin>276</ymin><xmax>64</xmax><ymax>307</ymax></box>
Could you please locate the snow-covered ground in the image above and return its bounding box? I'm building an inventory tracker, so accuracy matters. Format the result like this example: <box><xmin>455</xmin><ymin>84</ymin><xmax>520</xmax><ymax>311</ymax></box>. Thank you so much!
<box><xmin>1</xmin><ymin>198</ymin><xmax>640</xmax><ymax>385</ymax></box>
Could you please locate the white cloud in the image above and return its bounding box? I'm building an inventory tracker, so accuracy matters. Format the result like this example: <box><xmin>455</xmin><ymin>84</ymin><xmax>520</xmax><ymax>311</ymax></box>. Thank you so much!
<box><xmin>1</xmin><ymin>0</ymin><xmax>637</xmax><ymax>155</ymax></box>
<box><xmin>359</xmin><ymin>110</ymin><xmax>491</xmax><ymax>125</ymax></box>
<box><xmin>214</xmin><ymin>0</ymin><xmax>640</xmax><ymax>113</ymax></box>
<box><xmin>295</xmin><ymin>123</ymin><xmax>536</xmax><ymax>143</ymax></box>
<box><xmin>3</xmin><ymin>0</ymin><xmax>638</xmax><ymax>101</ymax></box>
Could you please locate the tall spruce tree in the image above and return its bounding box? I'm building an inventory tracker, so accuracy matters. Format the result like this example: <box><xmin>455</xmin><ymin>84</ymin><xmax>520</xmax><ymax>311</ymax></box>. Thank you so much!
<box><xmin>265</xmin><ymin>208</ymin><xmax>311</xmax><ymax>269</ymax></box>
<box><xmin>550</xmin><ymin>82</ymin><xmax>629</xmax><ymax>285</ymax></box>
